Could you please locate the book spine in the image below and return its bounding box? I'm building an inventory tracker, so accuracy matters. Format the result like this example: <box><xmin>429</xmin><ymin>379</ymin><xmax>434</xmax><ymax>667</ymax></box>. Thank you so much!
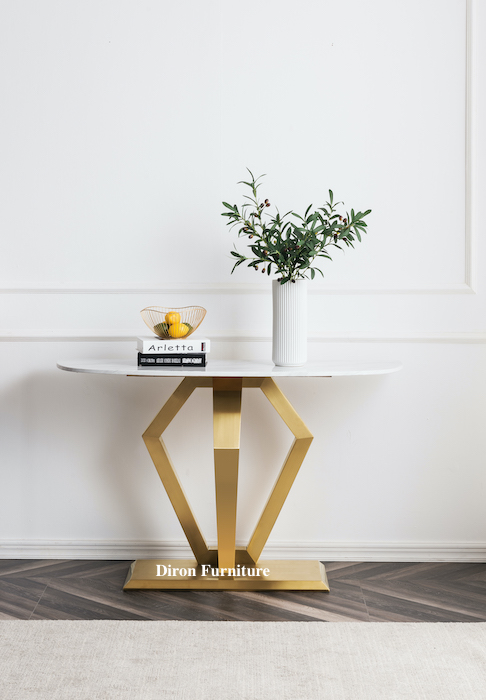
<box><xmin>137</xmin><ymin>339</ymin><xmax>210</xmax><ymax>354</ymax></box>
<box><xmin>138</xmin><ymin>353</ymin><xmax>207</xmax><ymax>368</ymax></box>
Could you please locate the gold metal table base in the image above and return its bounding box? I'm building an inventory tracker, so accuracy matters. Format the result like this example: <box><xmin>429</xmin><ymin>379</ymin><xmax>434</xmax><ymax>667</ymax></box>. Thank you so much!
<box><xmin>124</xmin><ymin>559</ymin><xmax>329</xmax><ymax>591</ymax></box>
<box><xmin>124</xmin><ymin>376</ymin><xmax>329</xmax><ymax>592</ymax></box>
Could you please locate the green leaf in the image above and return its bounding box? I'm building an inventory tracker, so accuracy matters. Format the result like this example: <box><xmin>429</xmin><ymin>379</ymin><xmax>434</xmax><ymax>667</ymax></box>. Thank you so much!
<box><xmin>231</xmin><ymin>258</ymin><xmax>246</xmax><ymax>273</ymax></box>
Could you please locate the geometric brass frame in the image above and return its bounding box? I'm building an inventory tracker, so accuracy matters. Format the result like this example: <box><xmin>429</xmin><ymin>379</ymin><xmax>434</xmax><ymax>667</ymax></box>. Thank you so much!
<box><xmin>124</xmin><ymin>376</ymin><xmax>329</xmax><ymax>591</ymax></box>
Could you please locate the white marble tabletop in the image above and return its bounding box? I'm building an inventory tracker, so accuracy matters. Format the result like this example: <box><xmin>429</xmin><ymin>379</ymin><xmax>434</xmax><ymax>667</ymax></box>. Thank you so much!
<box><xmin>57</xmin><ymin>358</ymin><xmax>402</xmax><ymax>378</ymax></box>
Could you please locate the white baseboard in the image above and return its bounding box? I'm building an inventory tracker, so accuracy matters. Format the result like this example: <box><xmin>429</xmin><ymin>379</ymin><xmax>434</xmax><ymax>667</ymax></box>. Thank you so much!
<box><xmin>1</xmin><ymin>540</ymin><xmax>485</xmax><ymax>562</ymax></box>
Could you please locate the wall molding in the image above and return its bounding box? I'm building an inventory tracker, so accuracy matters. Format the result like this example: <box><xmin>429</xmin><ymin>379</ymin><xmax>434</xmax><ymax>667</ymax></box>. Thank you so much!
<box><xmin>1</xmin><ymin>539</ymin><xmax>485</xmax><ymax>562</ymax></box>
<box><xmin>1</xmin><ymin>331</ymin><xmax>486</xmax><ymax>343</ymax></box>
<box><xmin>465</xmin><ymin>0</ymin><xmax>475</xmax><ymax>290</ymax></box>
<box><xmin>0</xmin><ymin>282</ymin><xmax>475</xmax><ymax>295</ymax></box>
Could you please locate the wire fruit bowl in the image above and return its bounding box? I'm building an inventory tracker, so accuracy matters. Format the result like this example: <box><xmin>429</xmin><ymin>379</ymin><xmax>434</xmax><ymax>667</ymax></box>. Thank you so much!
<box><xmin>140</xmin><ymin>306</ymin><xmax>207</xmax><ymax>339</ymax></box>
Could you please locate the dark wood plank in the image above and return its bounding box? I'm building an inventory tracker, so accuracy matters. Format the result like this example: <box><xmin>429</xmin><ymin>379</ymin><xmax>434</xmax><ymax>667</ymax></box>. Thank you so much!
<box><xmin>0</xmin><ymin>578</ymin><xmax>46</xmax><ymax>620</ymax></box>
<box><xmin>1</xmin><ymin>560</ymin><xmax>486</xmax><ymax>622</ymax></box>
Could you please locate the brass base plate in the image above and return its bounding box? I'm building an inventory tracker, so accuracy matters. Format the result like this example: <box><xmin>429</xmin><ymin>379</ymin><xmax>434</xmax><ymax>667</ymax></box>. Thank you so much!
<box><xmin>123</xmin><ymin>559</ymin><xmax>329</xmax><ymax>591</ymax></box>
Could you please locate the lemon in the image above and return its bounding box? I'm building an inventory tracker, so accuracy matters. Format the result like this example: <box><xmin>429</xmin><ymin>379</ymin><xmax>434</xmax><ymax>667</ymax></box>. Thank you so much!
<box><xmin>165</xmin><ymin>311</ymin><xmax>181</xmax><ymax>325</ymax></box>
<box><xmin>168</xmin><ymin>323</ymin><xmax>189</xmax><ymax>338</ymax></box>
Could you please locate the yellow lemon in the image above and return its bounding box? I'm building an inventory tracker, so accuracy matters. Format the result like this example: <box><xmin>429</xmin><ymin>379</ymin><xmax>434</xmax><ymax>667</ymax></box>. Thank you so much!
<box><xmin>165</xmin><ymin>311</ymin><xmax>181</xmax><ymax>325</ymax></box>
<box><xmin>168</xmin><ymin>323</ymin><xmax>189</xmax><ymax>338</ymax></box>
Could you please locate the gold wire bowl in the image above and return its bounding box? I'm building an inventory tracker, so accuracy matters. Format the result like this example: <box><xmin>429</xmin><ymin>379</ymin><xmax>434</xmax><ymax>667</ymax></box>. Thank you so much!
<box><xmin>140</xmin><ymin>305</ymin><xmax>207</xmax><ymax>339</ymax></box>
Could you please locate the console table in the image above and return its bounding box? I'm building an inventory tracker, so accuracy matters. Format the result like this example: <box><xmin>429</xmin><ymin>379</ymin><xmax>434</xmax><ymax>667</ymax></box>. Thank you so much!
<box><xmin>57</xmin><ymin>358</ymin><xmax>401</xmax><ymax>591</ymax></box>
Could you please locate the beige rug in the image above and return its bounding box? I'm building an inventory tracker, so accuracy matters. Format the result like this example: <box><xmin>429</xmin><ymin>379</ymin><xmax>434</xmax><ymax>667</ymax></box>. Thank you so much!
<box><xmin>1</xmin><ymin>621</ymin><xmax>485</xmax><ymax>699</ymax></box>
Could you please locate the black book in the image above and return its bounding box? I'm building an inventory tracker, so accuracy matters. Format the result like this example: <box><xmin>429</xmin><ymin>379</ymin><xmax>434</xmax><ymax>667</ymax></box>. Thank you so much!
<box><xmin>138</xmin><ymin>352</ymin><xmax>207</xmax><ymax>368</ymax></box>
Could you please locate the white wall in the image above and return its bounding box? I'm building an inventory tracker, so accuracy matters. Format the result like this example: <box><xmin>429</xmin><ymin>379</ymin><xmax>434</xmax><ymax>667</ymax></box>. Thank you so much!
<box><xmin>1</xmin><ymin>0</ymin><xmax>485</xmax><ymax>561</ymax></box>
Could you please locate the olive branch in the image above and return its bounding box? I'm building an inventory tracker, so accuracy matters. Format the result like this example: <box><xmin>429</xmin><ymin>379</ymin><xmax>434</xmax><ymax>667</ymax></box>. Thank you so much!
<box><xmin>222</xmin><ymin>170</ymin><xmax>371</xmax><ymax>285</ymax></box>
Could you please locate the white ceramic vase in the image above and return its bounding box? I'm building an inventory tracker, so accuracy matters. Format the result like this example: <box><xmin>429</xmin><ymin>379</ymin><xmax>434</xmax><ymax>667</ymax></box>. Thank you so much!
<box><xmin>272</xmin><ymin>279</ymin><xmax>307</xmax><ymax>367</ymax></box>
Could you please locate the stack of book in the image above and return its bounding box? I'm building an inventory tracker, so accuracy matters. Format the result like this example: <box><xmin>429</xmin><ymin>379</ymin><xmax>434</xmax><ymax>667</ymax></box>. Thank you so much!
<box><xmin>136</xmin><ymin>336</ymin><xmax>210</xmax><ymax>368</ymax></box>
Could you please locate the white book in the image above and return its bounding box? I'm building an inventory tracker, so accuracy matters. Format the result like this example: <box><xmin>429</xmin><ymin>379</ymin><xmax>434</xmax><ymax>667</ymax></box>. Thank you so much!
<box><xmin>136</xmin><ymin>336</ymin><xmax>211</xmax><ymax>354</ymax></box>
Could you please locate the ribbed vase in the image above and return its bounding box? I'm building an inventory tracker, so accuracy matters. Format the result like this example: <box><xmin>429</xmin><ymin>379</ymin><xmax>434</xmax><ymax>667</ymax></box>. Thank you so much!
<box><xmin>272</xmin><ymin>279</ymin><xmax>307</xmax><ymax>367</ymax></box>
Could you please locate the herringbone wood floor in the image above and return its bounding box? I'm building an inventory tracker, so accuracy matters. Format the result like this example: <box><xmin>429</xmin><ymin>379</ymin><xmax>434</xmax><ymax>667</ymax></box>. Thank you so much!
<box><xmin>1</xmin><ymin>560</ymin><xmax>485</xmax><ymax>622</ymax></box>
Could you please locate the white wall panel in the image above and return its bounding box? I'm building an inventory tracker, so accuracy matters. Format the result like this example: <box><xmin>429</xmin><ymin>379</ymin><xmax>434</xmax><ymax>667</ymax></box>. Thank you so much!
<box><xmin>0</xmin><ymin>0</ymin><xmax>469</xmax><ymax>290</ymax></box>
<box><xmin>1</xmin><ymin>342</ymin><xmax>485</xmax><ymax>555</ymax></box>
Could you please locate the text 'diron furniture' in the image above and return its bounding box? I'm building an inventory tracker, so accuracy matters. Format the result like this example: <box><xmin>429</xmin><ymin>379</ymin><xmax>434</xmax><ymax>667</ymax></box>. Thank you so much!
<box><xmin>57</xmin><ymin>359</ymin><xmax>401</xmax><ymax>591</ymax></box>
